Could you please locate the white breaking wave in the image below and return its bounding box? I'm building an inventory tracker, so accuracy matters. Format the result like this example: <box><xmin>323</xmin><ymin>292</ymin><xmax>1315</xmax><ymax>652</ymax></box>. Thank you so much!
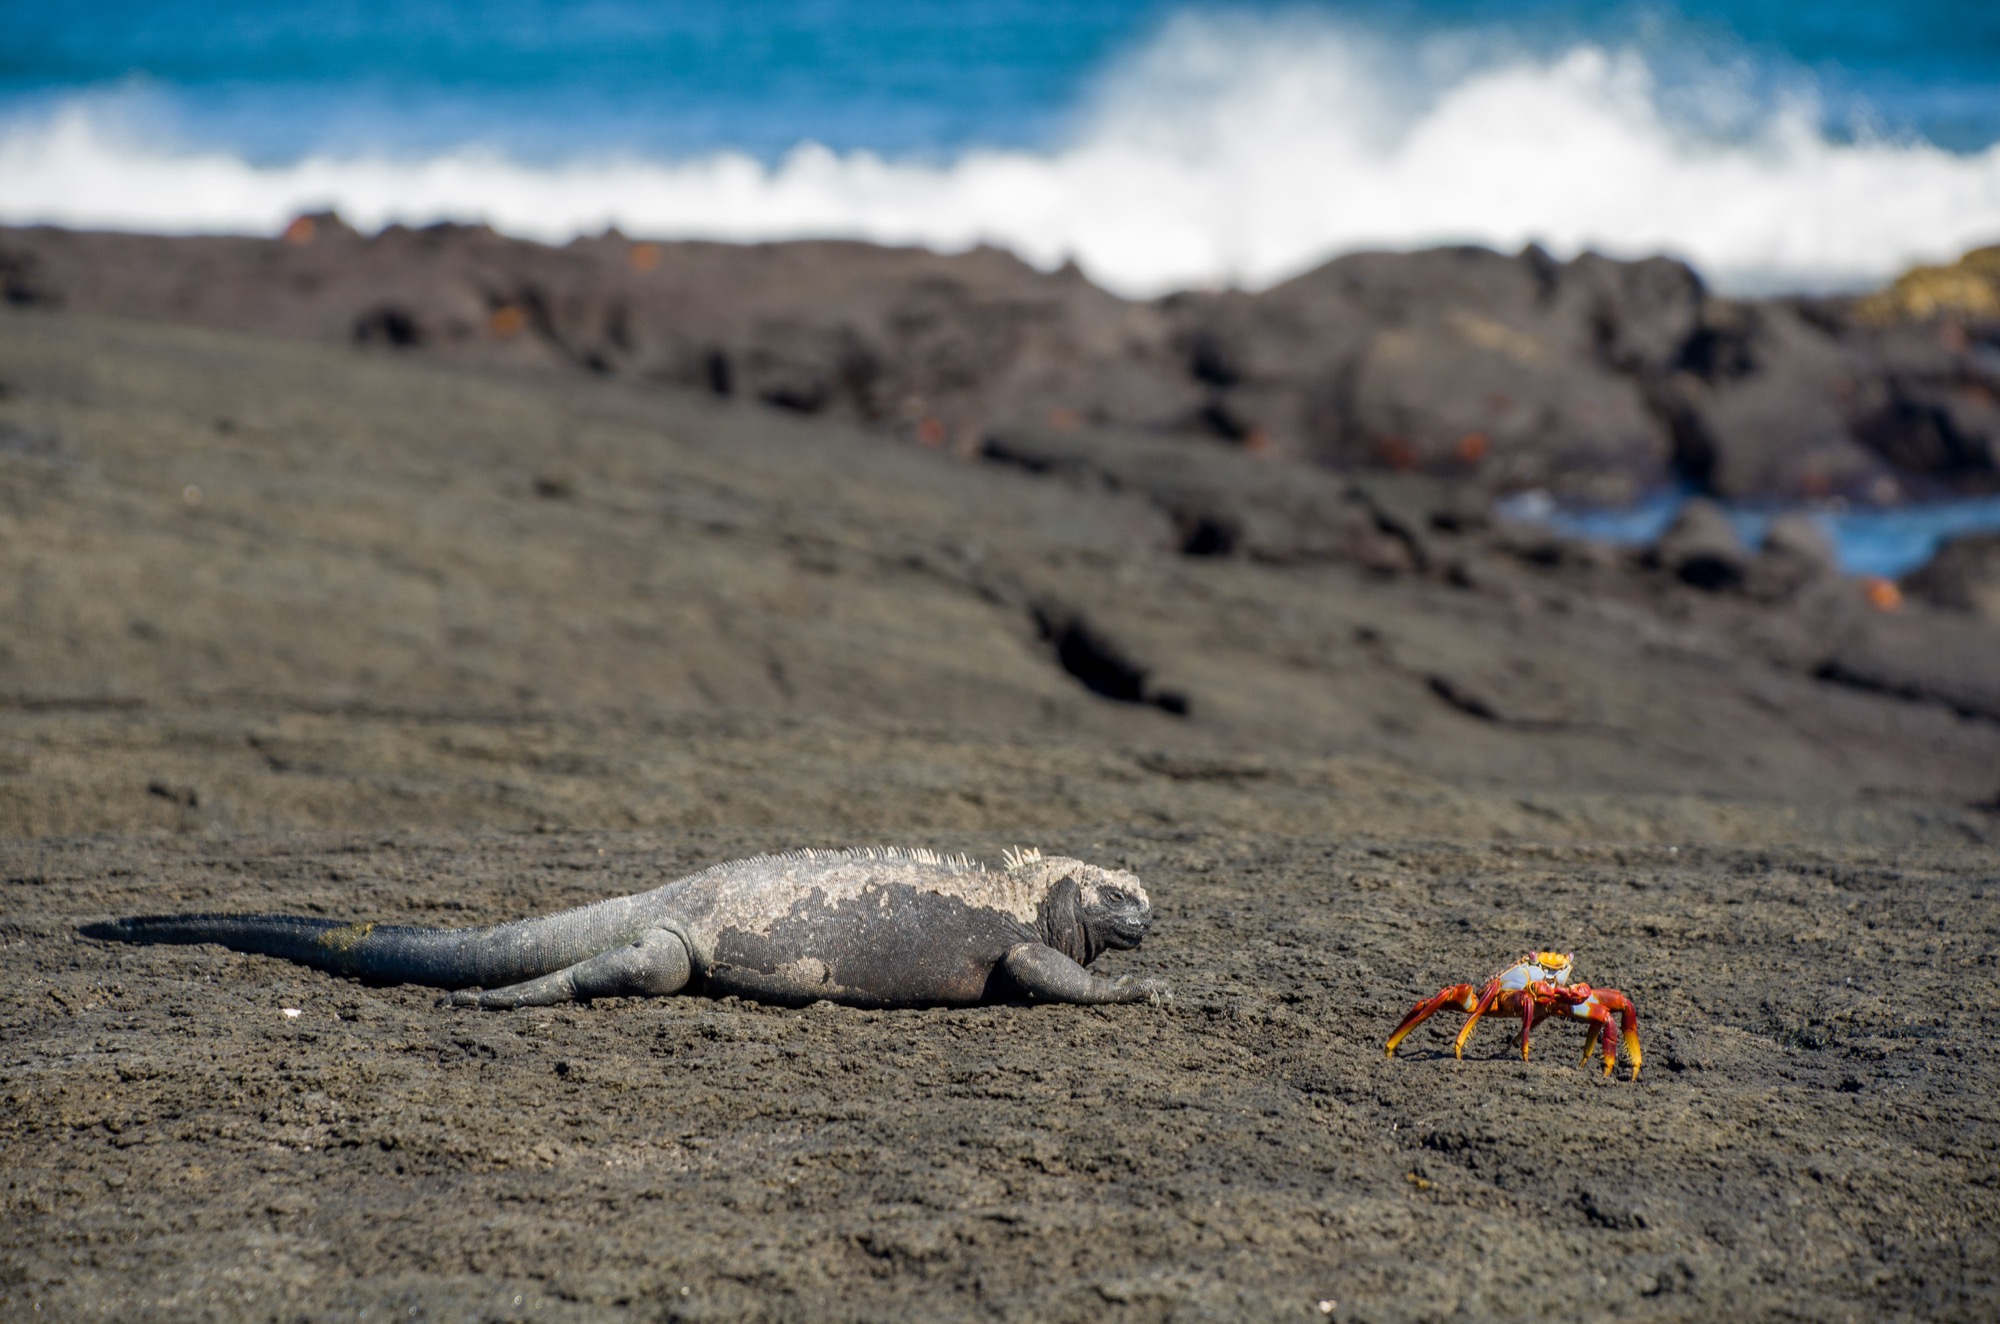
<box><xmin>3</xmin><ymin>13</ymin><xmax>1998</xmax><ymax>297</ymax></box>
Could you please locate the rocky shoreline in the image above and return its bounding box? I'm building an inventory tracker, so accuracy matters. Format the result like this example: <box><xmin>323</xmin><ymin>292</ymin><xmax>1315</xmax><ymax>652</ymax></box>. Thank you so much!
<box><xmin>5</xmin><ymin>222</ymin><xmax>1998</xmax><ymax>511</ymax></box>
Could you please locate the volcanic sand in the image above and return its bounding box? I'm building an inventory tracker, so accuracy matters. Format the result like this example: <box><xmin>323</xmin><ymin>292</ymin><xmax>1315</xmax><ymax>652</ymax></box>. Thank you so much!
<box><xmin>2</xmin><ymin>310</ymin><xmax>1997</xmax><ymax>1321</ymax></box>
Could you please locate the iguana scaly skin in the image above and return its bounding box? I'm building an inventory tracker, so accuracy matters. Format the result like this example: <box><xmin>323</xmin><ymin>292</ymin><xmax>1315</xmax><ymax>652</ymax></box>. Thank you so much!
<box><xmin>81</xmin><ymin>847</ymin><xmax>1168</xmax><ymax>1010</ymax></box>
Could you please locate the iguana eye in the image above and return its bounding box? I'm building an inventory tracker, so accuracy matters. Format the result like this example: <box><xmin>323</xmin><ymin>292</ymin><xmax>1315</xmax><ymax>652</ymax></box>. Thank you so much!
<box><xmin>1102</xmin><ymin>888</ymin><xmax>1127</xmax><ymax>905</ymax></box>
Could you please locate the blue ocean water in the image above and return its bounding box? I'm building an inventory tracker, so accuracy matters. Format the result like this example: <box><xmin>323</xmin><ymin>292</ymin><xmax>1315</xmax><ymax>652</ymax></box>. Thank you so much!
<box><xmin>5</xmin><ymin>2</ymin><xmax>1999</xmax><ymax>161</ymax></box>
<box><xmin>1497</xmin><ymin>489</ymin><xmax>2000</xmax><ymax>580</ymax></box>
<box><xmin>2</xmin><ymin>2</ymin><xmax>1997</xmax><ymax>297</ymax></box>
<box><xmin>2</xmin><ymin>1</ymin><xmax>1156</xmax><ymax>164</ymax></box>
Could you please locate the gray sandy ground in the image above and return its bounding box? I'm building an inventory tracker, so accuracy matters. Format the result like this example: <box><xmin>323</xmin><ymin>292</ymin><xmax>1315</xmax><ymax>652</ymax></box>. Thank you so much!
<box><xmin>7</xmin><ymin>830</ymin><xmax>1997</xmax><ymax>1322</ymax></box>
<box><xmin>2</xmin><ymin>309</ymin><xmax>1998</xmax><ymax>1320</ymax></box>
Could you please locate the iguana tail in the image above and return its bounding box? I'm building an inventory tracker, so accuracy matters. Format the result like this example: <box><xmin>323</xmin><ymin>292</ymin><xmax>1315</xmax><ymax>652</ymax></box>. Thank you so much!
<box><xmin>80</xmin><ymin>894</ymin><xmax>659</xmax><ymax>990</ymax></box>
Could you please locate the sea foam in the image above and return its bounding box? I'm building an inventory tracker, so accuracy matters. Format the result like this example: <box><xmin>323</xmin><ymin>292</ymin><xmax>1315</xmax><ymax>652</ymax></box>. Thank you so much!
<box><xmin>3</xmin><ymin>13</ymin><xmax>1997</xmax><ymax>297</ymax></box>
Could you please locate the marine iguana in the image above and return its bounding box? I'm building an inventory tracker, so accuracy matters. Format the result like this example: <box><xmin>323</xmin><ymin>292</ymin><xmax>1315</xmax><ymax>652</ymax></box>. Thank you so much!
<box><xmin>80</xmin><ymin>847</ymin><xmax>1169</xmax><ymax>1010</ymax></box>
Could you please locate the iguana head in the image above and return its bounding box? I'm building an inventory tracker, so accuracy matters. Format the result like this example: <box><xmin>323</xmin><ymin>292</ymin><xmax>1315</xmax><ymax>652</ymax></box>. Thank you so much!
<box><xmin>1007</xmin><ymin>851</ymin><xmax>1154</xmax><ymax>965</ymax></box>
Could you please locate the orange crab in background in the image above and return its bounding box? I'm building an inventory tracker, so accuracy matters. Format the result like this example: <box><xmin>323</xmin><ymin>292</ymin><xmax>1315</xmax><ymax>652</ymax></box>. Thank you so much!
<box><xmin>1384</xmin><ymin>951</ymin><xmax>1642</xmax><ymax>1080</ymax></box>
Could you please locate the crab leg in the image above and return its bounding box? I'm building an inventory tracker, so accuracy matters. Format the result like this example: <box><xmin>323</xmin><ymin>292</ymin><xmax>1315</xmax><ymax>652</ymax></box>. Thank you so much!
<box><xmin>1451</xmin><ymin>979</ymin><xmax>1507</xmax><ymax>1059</ymax></box>
<box><xmin>1383</xmin><ymin>983</ymin><xmax>1479</xmax><ymax>1058</ymax></box>
<box><xmin>1577</xmin><ymin>1022</ymin><xmax>1603</xmax><ymax>1068</ymax></box>
<box><xmin>1516</xmin><ymin>988</ymin><xmax>1543</xmax><ymax>1059</ymax></box>
<box><xmin>1591</xmin><ymin>987</ymin><xmax>1643</xmax><ymax>1081</ymax></box>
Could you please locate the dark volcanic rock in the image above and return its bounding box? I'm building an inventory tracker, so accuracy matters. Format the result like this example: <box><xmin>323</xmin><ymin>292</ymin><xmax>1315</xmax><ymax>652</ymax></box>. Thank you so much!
<box><xmin>6</xmin><ymin>222</ymin><xmax>2000</xmax><ymax>504</ymax></box>
<box><xmin>1658</xmin><ymin>300</ymin><xmax>1895</xmax><ymax>499</ymax></box>
<box><xmin>979</xmin><ymin>424</ymin><xmax>1475</xmax><ymax>571</ymax></box>
<box><xmin>1747</xmin><ymin>512</ymin><xmax>1840</xmax><ymax>601</ymax></box>
<box><xmin>1648</xmin><ymin>498</ymin><xmax>1749</xmax><ymax>590</ymax></box>
<box><xmin>1816</xmin><ymin>609</ymin><xmax>2000</xmax><ymax>723</ymax></box>
<box><xmin>1169</xmin><ymin>245</ymin><xmax>1684</xmax><ymax>501</ymax></box>
<box><xmin>1850</xmin><ymin>329</ymin><xmax>2000</xmax><ymax>487</ymax></box>
<box><xmin>1761</xmin><ymin>511</ymin><xmax>1838</xmax><ymax>567</ymax></box>
<box><xmin>0</xmin><ymin>223</ymin><xmax>1199</xmax><ymax>438</ymax></box>
<box><xmin>1903</xmin><ymin>532</ymin><xmax>2000</xmax><ymax>622</ymax></box>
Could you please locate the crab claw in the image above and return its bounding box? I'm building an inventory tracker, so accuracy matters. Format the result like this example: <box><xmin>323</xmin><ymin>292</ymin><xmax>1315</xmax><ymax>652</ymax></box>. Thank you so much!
<box><xmin>1579</xmin><ymin>988</ymin><xmax>1642</xmax><ymax>1080</ymax></box>
<box><xmin>1551</xmin><ymin>982</ymin><xmax>1642</xmax><ymax>1081</ymax></box>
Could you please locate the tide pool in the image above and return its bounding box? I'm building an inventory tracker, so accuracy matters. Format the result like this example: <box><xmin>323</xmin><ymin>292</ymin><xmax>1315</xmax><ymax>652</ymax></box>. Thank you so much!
<box><xmin>1497</xmin><ymin>489</ymin><xmax>2000</xmax><ymax>579</ymax></box>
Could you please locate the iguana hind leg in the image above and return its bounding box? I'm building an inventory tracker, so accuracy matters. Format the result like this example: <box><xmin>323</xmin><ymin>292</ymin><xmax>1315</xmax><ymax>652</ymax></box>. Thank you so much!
<box><xmin>1003</xmin><ymin>942</ymin><xmax>1169</xmax><ymax>1006</ymax></box>
<box><xmin>445</xmin><ymin>926</ymin><xmax>693</xmax><ymax>1010</ymax></box>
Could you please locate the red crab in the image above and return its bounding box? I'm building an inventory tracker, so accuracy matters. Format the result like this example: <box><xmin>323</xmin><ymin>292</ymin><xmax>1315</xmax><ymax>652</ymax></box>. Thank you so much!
<box><xmin>1384</xmin><ymin>951</ymin><xmax>1642</xmax><ymax>1080</ymax></box>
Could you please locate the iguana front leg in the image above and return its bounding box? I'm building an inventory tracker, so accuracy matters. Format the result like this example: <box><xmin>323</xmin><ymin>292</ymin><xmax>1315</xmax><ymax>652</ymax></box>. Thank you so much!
<box><xmin>1003</xmin><ymin>943</ymin><xmax>1170</xmax><ymax>1005</ymax></box>
<box><xmin>445</xmin><ymin>926</ymin><xmax>693</xmax><ymax>1010</ymax></box>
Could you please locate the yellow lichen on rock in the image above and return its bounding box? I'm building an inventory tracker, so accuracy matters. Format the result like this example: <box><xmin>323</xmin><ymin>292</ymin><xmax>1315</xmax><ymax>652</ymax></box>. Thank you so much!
<box><xmin>1855</xmin><ymin>244</ymin><xmax>2000</xmax><ymax>324</ymax></box>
